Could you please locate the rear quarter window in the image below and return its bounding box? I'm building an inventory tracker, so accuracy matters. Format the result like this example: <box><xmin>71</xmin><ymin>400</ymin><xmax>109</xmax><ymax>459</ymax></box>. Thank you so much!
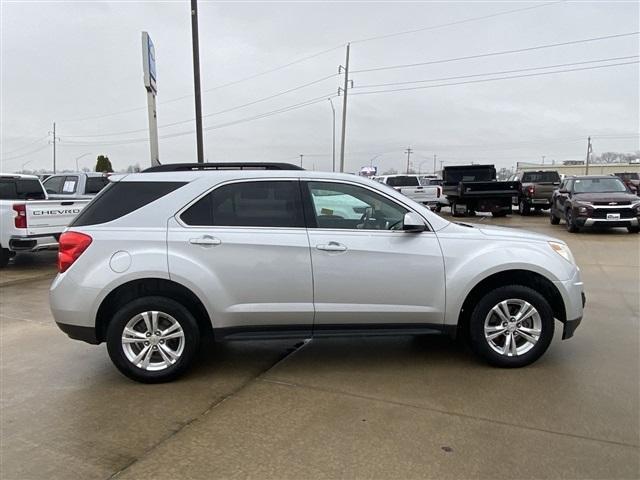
<box><xmin>71</xmin><ymin>181</ymin><xmax>186</xmax><ymax>226</ymax></box>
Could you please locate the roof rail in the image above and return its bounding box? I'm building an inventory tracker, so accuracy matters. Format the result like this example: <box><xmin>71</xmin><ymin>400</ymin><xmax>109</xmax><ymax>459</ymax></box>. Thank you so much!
<box><xmin>142</xmin><ymin>162</ymin><xmax>304</xmax><ymax>172</ymax></box>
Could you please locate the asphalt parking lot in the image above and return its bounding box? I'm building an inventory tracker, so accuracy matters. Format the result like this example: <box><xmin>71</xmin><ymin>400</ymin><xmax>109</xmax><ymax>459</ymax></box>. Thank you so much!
<box><xmin>1</xmin><ymin>212</ymin><xmax>638</xmax><ymax>479</ymax></box>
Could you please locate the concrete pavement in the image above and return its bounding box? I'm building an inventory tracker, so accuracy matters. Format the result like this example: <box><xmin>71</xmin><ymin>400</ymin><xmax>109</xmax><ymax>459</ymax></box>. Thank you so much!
<box><xmin>1</xmin><ymin>213</ymin><xmax>638</xmax><ymax>479</ymax></box>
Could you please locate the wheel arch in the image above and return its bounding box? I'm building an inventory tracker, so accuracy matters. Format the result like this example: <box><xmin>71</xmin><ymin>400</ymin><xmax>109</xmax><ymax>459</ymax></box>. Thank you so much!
<box><xmin>95</xmin><ymin>278</ymin><xmax>213</xmax><ymax>343</ymax></box>
<box><xmin>456</xmin><ymin>269</ymin><xmax>566</xmax><ymax>339</ymax></box>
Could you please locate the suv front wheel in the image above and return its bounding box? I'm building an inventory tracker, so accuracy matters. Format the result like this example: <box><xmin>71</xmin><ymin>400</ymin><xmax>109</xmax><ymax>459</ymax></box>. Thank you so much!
<box><xmin>106</xmin><ymin>296</ymin><xmax>200</xmax><ymax>383</ymax></box>
<box><xmin>469</xmin><ymin>285</ymin><xmax>555</xmax><ymax>368</ymax></box>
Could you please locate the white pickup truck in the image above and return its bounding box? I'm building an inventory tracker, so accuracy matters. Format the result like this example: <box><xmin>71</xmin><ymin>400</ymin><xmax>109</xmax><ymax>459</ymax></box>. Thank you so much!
<box><xmin>0</xmin><ymin>174</ymin><xmax>90</xmax><ymax>267</ymax></box>
<box><xmin>374</xmin><ymin>174</ymin><xmax>445</xmax><ymax>211</ymax></box>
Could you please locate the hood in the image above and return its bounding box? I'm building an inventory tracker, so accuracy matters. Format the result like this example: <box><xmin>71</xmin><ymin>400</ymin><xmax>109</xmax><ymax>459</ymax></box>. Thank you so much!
<box><xmin>443</xmin><ymin>221</ymin><xmax>556</xmax><ymax>243</ymax></box>
<box><xmin>573</xmin><ymin>192</ymin><xmax>639</xmax><ymax>204</ymax></box>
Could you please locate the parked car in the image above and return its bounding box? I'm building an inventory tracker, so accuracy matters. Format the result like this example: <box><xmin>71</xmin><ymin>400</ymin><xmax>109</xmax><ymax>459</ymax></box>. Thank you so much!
<box><xmin>512</xmin><ymin>170</ymin><xmax>561</xmax><ymax>215</ymax></box>
<box><xmin>443</xmin><ymin>165</ymin><xmax>519</xmax><ymax>217</ymax></box>
<box><xmin>50</xmin><ymin>162</ymin><xmax>585</xmax><ymax>383</ymax></box>
<box><xmin>42</xmin><ymin>172</ymin><xmax>110</xmax><ymax>200</ymax></box>
<box><xmin>550</xmin><ymin>175</ymin><xmax>640</xmax><ymax>233</ymax></box>
<box><xmin>374</xmin><ymin>174</ymin><xmax>444</xmax><ymax>211</ymax></box>
<box><xmin>0</xmin><ymin>174</ymin><xmax>90</xmax><ymax>267</ymax></box>
<box><xmin>613</xmin><ymin>172</ymin><xmax>639</xmax><ymax>195</ymax></box>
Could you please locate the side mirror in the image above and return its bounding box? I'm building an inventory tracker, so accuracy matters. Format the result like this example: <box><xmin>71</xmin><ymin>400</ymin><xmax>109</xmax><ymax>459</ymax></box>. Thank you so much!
<box><xmin>558</xmin><ymin>189</ymin><xmax>568</xmax><ymax>194</ymax></box>
<box><xmin>402</xmin><ymin>212</ymin><xmax>427</xmax><ymax>232</ymax></box>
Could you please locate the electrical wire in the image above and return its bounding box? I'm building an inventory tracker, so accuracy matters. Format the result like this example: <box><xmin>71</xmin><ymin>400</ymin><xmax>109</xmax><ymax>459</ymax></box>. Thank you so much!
<box><xmin>350</xmin><ymin>60</ymin><xmax>639</xmax><ymax>96</ymax></box>
<box><xmin>58</xmin><ymin>45</ymin><xmax>344</xmax><ymax>124</ymax></box>
<box><xmin>352</xmin><ymin>0</ymin><xmax>564</xmax><ymax>44</ymax></box>
<box><xmin>62</xmin><ymin>73</ymin><xmax>339</xmax><ymax>138</ymax></box>
<box><xmin>351</xmin><ymin>31</ymin><xmax>640</xmax><ymax>74</ymax></box>
<box><xmin>354</xmin><ymin>55</ymin><xmax>639</xmax><ymax>89</ymax></box>
<box><xmin>0</xmin><ymin>135</ymin><xmax>49</xmax><ymax>156</ymax></box>
<box><xmin>1</xmin><ymin>144</ymin><xmax>51</xmax><ymax>162</ymax></box>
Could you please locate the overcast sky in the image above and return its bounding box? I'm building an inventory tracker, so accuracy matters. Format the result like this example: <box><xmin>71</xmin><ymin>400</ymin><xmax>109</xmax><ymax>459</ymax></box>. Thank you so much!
<box><xmin>1</xmin><ymin>0</ymin><xmax>638</xmax><ymax>174</ymax></box>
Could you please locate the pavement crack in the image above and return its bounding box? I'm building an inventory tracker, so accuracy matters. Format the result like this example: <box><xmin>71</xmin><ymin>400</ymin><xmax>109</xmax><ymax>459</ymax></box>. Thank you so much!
<box><xmin>107</xmin><ymin>340</ymin><xmax>310</xmax><ymax>480</ymax></box>
<box><xmin>261</xmin><ymin>377</ymin><xmax>640</xmax><ymax>450</ymax></box>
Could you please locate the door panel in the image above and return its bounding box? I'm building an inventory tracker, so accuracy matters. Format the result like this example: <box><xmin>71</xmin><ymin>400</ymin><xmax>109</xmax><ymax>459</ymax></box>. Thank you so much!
<box><xmin>304</xmin><ymin>180</ymin><xmax>445</xmax><ymax>327</ymax></box>
<box><xmin>167</xmin><ymin>179</ymin><xmax>313</xmax><ymax>334</ymax></box>
<box><xmin>308</xmin><ymin>229</ymin><xmax>445</xmax><ymax>325</ymax></box>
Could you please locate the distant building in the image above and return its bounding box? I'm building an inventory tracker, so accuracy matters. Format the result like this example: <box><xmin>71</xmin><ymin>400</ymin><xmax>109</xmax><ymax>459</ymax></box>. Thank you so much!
<box><xmin>562</xmin><ymin>160</ymin><xmax>585</xmax><ymax>166</ymax></box>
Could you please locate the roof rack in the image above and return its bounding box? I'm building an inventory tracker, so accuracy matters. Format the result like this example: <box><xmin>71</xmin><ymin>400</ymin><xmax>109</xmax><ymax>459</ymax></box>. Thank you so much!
<box><xmin>142</xmin><ymin>162</ymin><xmax>304</xmax><ymax>172</ymax></box>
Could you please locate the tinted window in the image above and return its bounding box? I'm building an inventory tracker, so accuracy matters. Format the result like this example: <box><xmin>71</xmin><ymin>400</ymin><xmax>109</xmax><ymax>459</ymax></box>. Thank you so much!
<box><xmin>85</xmin><ymin>176</ymin><xmax>109</xmax><ymax>194</ymax></box>
<box><xmin>521</xmin><ymin>171</ymin><xmax>561</xmax><ymax>183</ymax></box>
<box><xmin>308</xmin><ymin>182</ymin><xmax>408</xmax><ymax>230</ymax></box>
<box><xmin>0</xmin><ymin>179</ymin><xmax>46</xmax><ymax>200</ymax></box>
<box><xmin>43</xmin><ymin>175</ymin><xmax>65</xmax><ymax>194</ymax></box>
<box><xmin>386</xmin><ymin>176</ymin><xmax>419</xmax><ymax>187</ymax></box>
<box><xmin>72</xmin><ymin>181</ymin><xmax>186</xmax><ymax>226</ymax></box>
<box><xmin>180</xmin><ymin>181</ymin><xmax>304</xmax><ymax>228</ymax></box>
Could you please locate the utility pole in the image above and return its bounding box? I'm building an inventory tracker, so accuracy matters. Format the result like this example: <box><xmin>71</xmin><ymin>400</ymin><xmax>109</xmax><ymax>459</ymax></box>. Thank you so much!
<box><xmin>190</xmin><ymin>0</ymin><xmax>204</xmax><ymax>163</ymax></box>
<box><xmin>338</xmin><ymin>43</ymin><xmax>351</xmax><ymax>173</ymax></box>
<box><xmin>328</xmin><ymin>98</ymin><xmax>336</xmax><ymax>172</ymax></box>
<box><xmin>542</xmin><ymin>155</ymin><xmax>546</xmax><ymax>165</ymax></box>
<box><xmin>299</xmin><ymin>154</ymin><xmax>304</xmax><ymax>168</ymax></box>
<box><xmin>48</xmin><ymin>122</ymin><xmax>60</xmax><ymax>173</ymax></box>
<box><xmin>585</xmin><ymin>137</ymin><xmax>592</xmax><ymax>174</ymax></box>
<box><xmin>404</xmin><ymin>147</ymin><xmax>413</xmax><ymax>174</ymax></box>
<box><xmin>433</xmin><ymin>154</ymin><xmax>437</xmax><ymax>174</ymax></box>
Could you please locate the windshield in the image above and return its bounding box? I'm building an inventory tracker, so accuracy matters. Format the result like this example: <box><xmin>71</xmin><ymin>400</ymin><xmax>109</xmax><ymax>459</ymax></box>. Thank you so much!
<box><xmin>573</xmin><ymin>177</ymin><xmax>627</xmax><ymax>193</ymax></box>
<box><xmin>521</xmin><ymin>171</ymin><xmax>560</xmax><ymax>183</ymax></box>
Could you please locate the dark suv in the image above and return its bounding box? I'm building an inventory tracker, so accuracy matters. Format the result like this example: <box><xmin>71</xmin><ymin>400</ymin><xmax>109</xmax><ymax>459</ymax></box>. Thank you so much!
<box><xmin>550</xmin><ymin>176</ymin><xmax>640</xmax><ymax>233</ymax></box>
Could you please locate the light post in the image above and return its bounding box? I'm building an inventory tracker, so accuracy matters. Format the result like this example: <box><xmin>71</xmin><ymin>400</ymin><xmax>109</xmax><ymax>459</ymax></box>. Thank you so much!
<box><xmin>75</xmin><ymin>153</ymin><xmax>93</xmax><ymax>171</ymax></box>
<box><xmin>328</xmin><ymin>98</ymin><xmax>336</xmax><ymax>172</ymax></box>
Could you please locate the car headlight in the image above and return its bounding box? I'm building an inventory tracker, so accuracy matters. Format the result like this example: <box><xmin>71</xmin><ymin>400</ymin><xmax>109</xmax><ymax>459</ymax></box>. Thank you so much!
<box><xmin>549</xmin><ymin>241</ymin><xmax>575</xmax><ymax>265</ymax></box>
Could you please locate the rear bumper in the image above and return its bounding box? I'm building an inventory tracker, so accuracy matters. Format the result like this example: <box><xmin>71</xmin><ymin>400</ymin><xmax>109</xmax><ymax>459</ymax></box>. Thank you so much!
<box><xmin>9</xmin><ymin>235</ymin><xmax>59</xmax><ymax>252</ymax></box>
<box><xmin>56</xmin><ymin>322</ymin><xmax>99</xmax><ymax>344</ymax></box>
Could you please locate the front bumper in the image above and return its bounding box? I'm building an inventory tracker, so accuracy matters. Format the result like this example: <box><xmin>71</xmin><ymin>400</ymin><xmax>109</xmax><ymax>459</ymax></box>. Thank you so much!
<box><xmin>578</xmin><ymin>217</ymin><xmax>639</xmax><ymax>227</ymax></box>
<box><xmin>554</xmin><ymin>268</ymin><xmax>585</xmax><ymax>339</ymax></box>
<box><xmin>562</xmin><ymin>292</ymin><xmax>586</xmax><ymax>339</ymax></box>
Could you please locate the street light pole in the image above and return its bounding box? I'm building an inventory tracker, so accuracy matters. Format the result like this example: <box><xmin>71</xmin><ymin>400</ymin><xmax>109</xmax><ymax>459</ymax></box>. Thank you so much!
<box><xmin>75</xmin><ymin>153</ymin><xmax>93</xmax><ymax>171</ymax></box>
<box><xmin>328</xmin><ymin>98</ymin><xmax>336</xmax><ymax>172</ymax></box>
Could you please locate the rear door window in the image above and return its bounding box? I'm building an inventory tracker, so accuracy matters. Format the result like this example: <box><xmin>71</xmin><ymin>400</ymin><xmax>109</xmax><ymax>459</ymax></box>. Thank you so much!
<box><xmin>85</xmin><ymin>176</ymin><xmax>109</xmax><ymax>194</ymax></box>
<box><xmin>180</xmin><ymin>181</ymin><xmax>304</xmax><ymax>228</ymax></box>
<box><xmin>71</xmin><ymin>181</ymin><xmax>186</xmax><ymax>226</ymax></box>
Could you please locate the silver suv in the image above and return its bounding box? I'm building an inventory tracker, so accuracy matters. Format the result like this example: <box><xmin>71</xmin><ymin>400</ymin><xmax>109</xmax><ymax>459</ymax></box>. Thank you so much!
<box><xmin>50</xmin><ymin>163</ymin><xmax>585</xmax><ymax>383</ymax></box>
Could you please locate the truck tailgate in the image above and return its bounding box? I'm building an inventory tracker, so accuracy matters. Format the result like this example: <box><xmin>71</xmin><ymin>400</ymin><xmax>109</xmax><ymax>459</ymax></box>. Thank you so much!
<box><xmin>396</xmin><ymin>185</ymin><xmax>440</xmax><ymax>202</ymax></box>
<box><xmin>25</xmin><ymin>200</ymin><xmax>89</xmax><ymax>236</ymax></box>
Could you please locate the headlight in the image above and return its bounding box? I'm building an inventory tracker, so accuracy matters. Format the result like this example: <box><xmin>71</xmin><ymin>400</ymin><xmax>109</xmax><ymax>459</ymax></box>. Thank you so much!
<box><xmin>549</xmin><ymin>241</ymin><xmax>575</xmax><ymax>264</ymax></box>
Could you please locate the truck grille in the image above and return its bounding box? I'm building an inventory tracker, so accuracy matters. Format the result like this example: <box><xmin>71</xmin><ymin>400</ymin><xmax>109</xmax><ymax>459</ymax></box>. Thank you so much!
<box><xmin>591</xmin><ymin>208</ymin><xmax>635</xmax><ymax>219</ymax></box>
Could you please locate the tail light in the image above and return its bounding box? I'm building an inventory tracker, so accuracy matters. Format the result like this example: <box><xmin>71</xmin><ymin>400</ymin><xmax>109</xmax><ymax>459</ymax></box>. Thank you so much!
<box><xmin>13</xmin><ymin>204</ymin><xmax>27</xmax><ymax>228</ymax></box>
<box><xmin>527</xmin><ymin>185</ymin><xmax>535</xmax><ymax>196</ymax></box>
<box><xmin>58</xmin><ymin>231</ymin><xmax>92</xmax><ymax>273</ymax></box>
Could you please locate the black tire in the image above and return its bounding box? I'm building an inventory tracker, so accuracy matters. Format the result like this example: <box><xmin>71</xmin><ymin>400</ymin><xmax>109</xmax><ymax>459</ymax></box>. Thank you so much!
<box><xmin>491</xmin><ymin>210</ymin><xmax>508</xmax><ymax>218</ymax></box>
<box><xmin>628</xmin><ymin>226</ymin><xmax>640</xmax><ymax>233</ymax></box>
<box><xmin>468</xmin><ymin>285</ymin><xmax>555</xmax><ymax>368</ymax></box>
<box><xmin>450</xmin><ymin>201</ymin><xmax>461</xmax><ymax>217</ymax></box>
<box><xmin>434</xmin><ymin>205</ymin><xmax>442</xmax><ymax>213</ymax></box>
<box><xmin>106</xmin><ymin>296</ymin><xmax>201</xmax><ymax>383</ymax></box>
<box><xmin>0</xmin><ymin>248</ymin><xmax>10</xmax><ymax>268</ymax></box>
<box><xmin>550</xmin><ymin>210</ymin><xmax>560</xmax><ymax>225</ymax></box>
<box><xmin>565</xmin><ymin>208</ymin><xmax>579</xmax><ymax>233</ymax></box>
<box><xmin>518</xmin><ymin>200</ymin><xmax>531</xmax><ymax>216</ymax></box>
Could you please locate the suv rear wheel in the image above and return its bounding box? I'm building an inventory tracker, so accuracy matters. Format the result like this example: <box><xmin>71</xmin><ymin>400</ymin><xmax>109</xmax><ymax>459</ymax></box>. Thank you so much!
<box><xmin>106</xmin><ymin>296</ymin><xmax>200</xmax><ymax>383</ymax></box>
<box><xmin>468</xmin><ymin>285</ymin><xmax>554</xmax><ymax>368</ymax></box>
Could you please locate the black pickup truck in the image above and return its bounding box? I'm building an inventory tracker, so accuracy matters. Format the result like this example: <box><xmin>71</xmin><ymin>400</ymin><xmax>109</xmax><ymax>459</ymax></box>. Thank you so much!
<box><xmin>443</xmin><ymin>165</ymin><xmax>520</xmax><ymax>217</ymax></box>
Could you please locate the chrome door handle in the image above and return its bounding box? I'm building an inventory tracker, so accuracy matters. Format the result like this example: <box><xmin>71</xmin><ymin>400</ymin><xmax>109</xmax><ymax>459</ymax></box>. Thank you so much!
<box><xmin>316</xmin><ymin>242</ymin><xmax>347</xmax><ymax>252</ymax></box>
<box><xmin>189</xmin><ymin>235</ymin><xmax>221</xmax><ymax>246</ymax></box>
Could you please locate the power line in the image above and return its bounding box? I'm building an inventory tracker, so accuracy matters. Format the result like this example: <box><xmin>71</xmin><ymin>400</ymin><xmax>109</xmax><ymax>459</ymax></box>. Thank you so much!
<box><xmin>61</xmin><ymin>73</ymin><xmax>339</xmax><ymax>139</ymax></box>
<box><xmin>352</xmin><ymin>0</ymin><xmax>564</xmax><ymax>44</ymax></box>
<box><xmin>354</xmin><ymin>55</ymin><xmax>639</xmax><ymax>89</ymax></box>
<box><xmin>1</xmin><ymin>144</ymin><xmax>51</xmax><ymax>162</ymax></box>
<box><xmin>351</xmin><ymin>31</ymin><xmax>640</xmax><ymax>74</ymax></box>
<box><xmin>1</xmin><ymin>135</ymin><xmax>49</xmax><ymax>155</ymax></box>
<box><xmin>350</xmin><ymin>60</ymin><xmax>639</xmax><ymax>96</ymax></box>
<box><xmin>60</xmin><ymin>93</ymin><xmax>337</xmax><ymax>147</ymax></box>
<box><xmin>58</xmin><ymin>45</ymin><xmax>345</xmax><ymax>124</ymax></box>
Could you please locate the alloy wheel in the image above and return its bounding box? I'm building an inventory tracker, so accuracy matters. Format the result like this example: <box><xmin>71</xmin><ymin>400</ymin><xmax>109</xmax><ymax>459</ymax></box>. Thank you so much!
<box><xmin>121</xmin><ymin>311</ymin><xmax>185</xmax><ymax>371</ymax></box>
<box><xmin>483</xmin><ymin>299</ymin><xmax>542</xmax><ymax>357</ymax></box>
